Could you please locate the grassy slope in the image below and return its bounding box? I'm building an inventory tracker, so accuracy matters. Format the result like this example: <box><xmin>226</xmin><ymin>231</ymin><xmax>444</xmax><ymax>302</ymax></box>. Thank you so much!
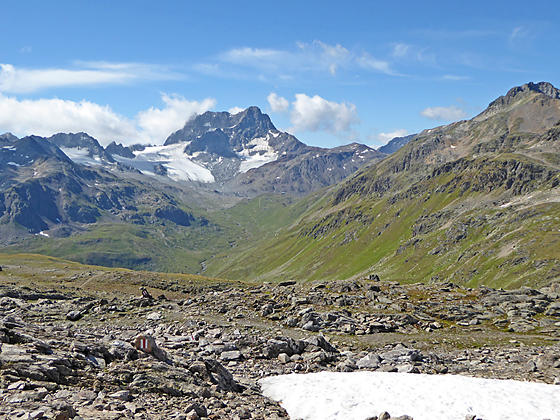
<box><xmin>4</xmin><ymin>194</ymin><xmax>311</xmax><ymax>275</ymax></box>
<box><xmin>0</xmin><ymin>253</ymin><xmax>239</xmax><ymax>299</ymax></box>
<box><xmin>205</xmin><ymin>154</ymin><xmax>560</xmax><ymax>289</ymax></box>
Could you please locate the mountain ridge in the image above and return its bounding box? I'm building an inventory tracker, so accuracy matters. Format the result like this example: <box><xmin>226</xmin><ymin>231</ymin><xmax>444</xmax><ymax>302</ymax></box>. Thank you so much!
<box><xmin>200</xmin><ymin>81</ymin><xmax>560</xmax><ymax>288</ymax></box>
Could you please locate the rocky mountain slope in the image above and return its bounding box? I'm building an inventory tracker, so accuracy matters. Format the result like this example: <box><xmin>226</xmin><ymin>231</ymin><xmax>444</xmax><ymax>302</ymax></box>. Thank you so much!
<box><xmin>203</xmin><ymin>82</ymin><xmax>560</xmax><ymax>289</ymax></box>
<box><xmin>0</xmin><ymin>134</ymin><xmax>205</xmax><ymax>248</ymax></box>
<box><xmin>160</xmin><ymin>106</ymin><xmax>385</xmax><ymax>193</ymax></box>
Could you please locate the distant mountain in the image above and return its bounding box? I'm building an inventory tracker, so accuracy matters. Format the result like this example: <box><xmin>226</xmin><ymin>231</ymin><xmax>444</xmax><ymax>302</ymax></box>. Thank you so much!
<box><xmin>0</xmin><ymin>135</ymin><xmax>204</xmax><ymax>242</ymax></box>
<box><xmin>65</xmin><ymin>106</ymin><xmax>383</xmax><ymax>196</ymax></box>
<box><xmin>0</xmin><ymin>132</ymin><xmax>18</xmax><ymax>144</ymax></box>
<box><xmin>227</xmin><ymin>143</ymin><xmax>384</xmax><ymax>195</ymax></box>
<box><xmin>378</xmin><ymin>134</ymin><xmax>416</xmax><ymax>154</ymax></box>
<box><xmin>0</xmin><ymin>105</ymin><xmax>385</xmax><ymax>269</ymax></box>
<box><xmin>48</xmin><ymin>132</ymin><xmax>116</xmax><ymax>164</ymax></box>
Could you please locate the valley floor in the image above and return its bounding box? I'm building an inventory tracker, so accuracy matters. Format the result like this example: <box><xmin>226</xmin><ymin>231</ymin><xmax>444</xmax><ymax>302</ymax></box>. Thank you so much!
<box><xmin>0</xmin><ymin>254</ymin><xmax>558</xmax><ymax>419</ymax></box>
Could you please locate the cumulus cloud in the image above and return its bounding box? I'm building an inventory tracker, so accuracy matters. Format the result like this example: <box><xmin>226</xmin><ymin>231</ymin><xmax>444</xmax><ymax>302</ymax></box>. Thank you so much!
<box><xmin>377</xmin><ymin>129</ymin><xmax>408</xmax><ymax>144</ymax></box>
<box><xmin>0</xmin><ymin>93</ymin><xmax>215</xmax><ymax>145</ymax></box>
<box><xmin>290</xmin><ymin>93</ymin><xmax>358</xmax><ymax>133</ymax></box>
<box><xmin>136</xmin><ymin>95</ymin><xmax>216</xmax><ymax>143</ymax></box>
<box><xmin>421</xmin><ymin>105</ymin><xmax>467</xmax><ymax>121</ymax></box>
<box><xmin>0</xmin><ymin>62</ymin><xmax>179</xmax><ymax>94</ymax></box>
<box><xmin>267</xmin><ymin>93</ymin><xmax>289</xmax><ymax>113</ymax></box>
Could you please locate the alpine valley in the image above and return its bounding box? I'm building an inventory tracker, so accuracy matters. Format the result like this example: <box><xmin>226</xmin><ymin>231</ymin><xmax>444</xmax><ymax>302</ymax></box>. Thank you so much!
<box><xmin>1</xmin><ymin>82</ymin><xmax>559</xmax><ymax>290</ymax></box>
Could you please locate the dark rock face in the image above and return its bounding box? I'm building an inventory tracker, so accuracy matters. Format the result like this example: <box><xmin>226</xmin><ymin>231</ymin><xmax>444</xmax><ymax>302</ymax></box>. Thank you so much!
<box><xmin>164</xmin><ymin>107</ymin><xmax>276</xmax><ymax>150</ymax></box>
<box><xmin>227</xmin><ymin>143</ymin><xmax>385</xmax><ymax>196</ymax></box>
<box><xmin>0</xmin><ymin>136</ymin><xmax>73</xmax><ymax>168</ymax></box>
<box><xmin>184</xmin><ymin>129</ymin><xmax>236</xmax><ymax>157</ymax></box>
<box><xmin>105</xmin><ymin>141</ymin><xmax>135</xmax><ymax>158</ymax></box>
<box><xmin>64</xmin><ymin>203</ymin><xmax>101</xmax><ymax>224</ymax></box>
<box><xmin>154</xmin><ymin>206</ymin><xmax>195</xmax><ymax>226</ymax></box>
<box><xmin>2</xmin><ymin>181</ymin><xmax>61</xmax><ymax>233</ymax></box>
<box><xmin>0</xmin><ymin>132</ymin><xmax>18</xmax><ymax>144</ymax></box>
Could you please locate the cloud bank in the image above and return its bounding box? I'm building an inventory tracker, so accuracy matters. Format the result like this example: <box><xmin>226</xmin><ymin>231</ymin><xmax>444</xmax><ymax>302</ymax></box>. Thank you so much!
<box><xmin>0</xmin><ymin>93</ymin><xmax>215</xmax><ymax>145</ymax></box>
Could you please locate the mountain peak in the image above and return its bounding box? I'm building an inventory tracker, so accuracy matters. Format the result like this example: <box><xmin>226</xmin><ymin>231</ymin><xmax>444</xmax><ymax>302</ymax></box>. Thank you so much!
<box><xmin>474</xmin><ymin>81</ymin><xmax>560</xmax><ymax>125</ymax></box>
<box><xmin>164</xmin><ymin>106</ymin><xmax>276</xmax><ymax>146</ymax></box>
<box><xmin>486</xmin><ymin>81</ymin><xmax>560</xmax><ymax>111</ymax></box>
<box><xmin>504</xmin><ymin>81</ymin><xmax>560</xmax><ymax>101</ymax></box>
<box><xmin>0</xmin><ymin>132</ymin><xmax>18</xmax><ymax>144</ymax></box>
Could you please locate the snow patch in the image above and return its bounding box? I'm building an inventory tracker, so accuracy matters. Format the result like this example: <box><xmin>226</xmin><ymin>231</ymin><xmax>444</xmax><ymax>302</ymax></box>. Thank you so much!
<box><xmin>60</xmin><ymin>147</ymin><xmax>102</xmax><ymax>166</ymax></box>
<box><xmin>7</xmin><ymin>161</ymin><xmax>21</xmax><ymax>166</ymax></box>
<box><xmin>116</xmin><ymin>143</ymin><xmax>215</xmax><ymax>183</ymax></box>
<box><xmin>259</xmin><ymin>371</ymin><xmax>560</xmax><ymax>420</ymax></box>
<box><xmin>237</xmin><ymin>131</ymin><xmax>278</xmax><ymax>173</ymax></box>
<box><xmin>37</xmin><ymin>231</ymin><xmax>50</xmax><ymax>237</ymax></box>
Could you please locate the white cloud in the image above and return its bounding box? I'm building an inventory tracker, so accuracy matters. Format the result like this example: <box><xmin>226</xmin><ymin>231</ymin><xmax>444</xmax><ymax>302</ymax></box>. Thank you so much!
<box><xmin>212</xmin><ymin>40</ymin><xmax>396</xmax><ymax>78</ymax></box>
<box><xmin>421</xmin><ymin>105</ymin><xmax>467</xmax><ymax>121</ymax></box>
<box><xmin>0</xmin><ymin>93</ymin><xmax>215</xmax><ymax>145</ymax></box>
<box><xmin>290</xmin><ymin>94</ymin><xmax>358</xmax><ymax>134</ymax></box>
<box><xmin>267</xmin><ymin>93</ymin><xmax>289</xmax><ymax>113</ymax></box>
<box><xmin>228</xmin><ymin>106</ymin><xmax>245</xmax><ymax>114</ymax></box>
<box><xmin>392</xmin><ymin>43</ymin><xmax>410</xmax><ymax>58</ymax></box>
<box><xmin>356</xmin><ymin>53</ymin><xmax>396</xmax><ymax>75</ymax></box>
<box><xmin>136</xmin><ymin>94</ymin><xmax>216</xmax><ymax>144</ymax></box>
<box><xmin>377</xmin><ymin>129</ymin><xmax>408</xmax><ymax>144</ymax></box>
<box><xmin>0</xmin><ymin>62</ymin><xmax>180</xmax><ymax>94</ymax></box>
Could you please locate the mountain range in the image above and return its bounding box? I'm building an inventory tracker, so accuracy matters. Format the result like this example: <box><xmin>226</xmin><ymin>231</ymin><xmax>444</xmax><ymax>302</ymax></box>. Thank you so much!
<box><xmin>1</xmin><ymin>82</ymin><xmax>559</xmax><ymax>289</ymax></box>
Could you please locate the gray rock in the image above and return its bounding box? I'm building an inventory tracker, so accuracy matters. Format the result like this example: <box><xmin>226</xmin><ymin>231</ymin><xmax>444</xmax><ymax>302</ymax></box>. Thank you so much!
<box><xmin>109</xmin><ymin>390</ymin><xmax>131</xmax><ymax>401</ymax></box>
<box><xmin>220</xmin><ymin>350</ymin><xmax>242</xmax><ymax>361</ymax></box>
<box><xmin>357</xmin><ymin>354</ymin><xmax>381</xmax><ymax>369</ymax></box>
<box><xmin>66</xmin><ymin>310</ymin><xmax>82</xmax><ymax>321</ymax></box>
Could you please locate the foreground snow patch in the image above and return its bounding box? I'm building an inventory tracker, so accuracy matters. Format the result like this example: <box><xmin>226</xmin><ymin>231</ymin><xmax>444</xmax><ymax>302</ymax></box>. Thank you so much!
<box><xmin>259</xmin><ymin>371</ymin><xmax>560</xmax><ymax>420</ymax></box>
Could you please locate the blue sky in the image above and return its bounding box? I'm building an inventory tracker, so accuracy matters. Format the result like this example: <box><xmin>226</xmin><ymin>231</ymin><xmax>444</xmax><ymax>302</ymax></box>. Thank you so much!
<box><xmin>1</xmin><ymin>0</ymin><xmax>559</xmax><ymax>147</ymax></box>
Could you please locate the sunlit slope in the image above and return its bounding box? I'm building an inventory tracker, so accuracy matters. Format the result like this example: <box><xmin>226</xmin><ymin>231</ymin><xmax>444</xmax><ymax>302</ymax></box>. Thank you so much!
<box><xmin>205</xmin><ymin>83</ymin><xmax>560</xmax><ymax>288</ymax></box>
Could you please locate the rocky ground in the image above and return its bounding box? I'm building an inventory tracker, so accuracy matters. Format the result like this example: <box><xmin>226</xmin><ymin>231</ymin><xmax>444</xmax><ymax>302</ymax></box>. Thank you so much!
<box><xmin>0</xmin><ymin>262</ymin><xmax>559</xmax><ymax>419</ymax></box>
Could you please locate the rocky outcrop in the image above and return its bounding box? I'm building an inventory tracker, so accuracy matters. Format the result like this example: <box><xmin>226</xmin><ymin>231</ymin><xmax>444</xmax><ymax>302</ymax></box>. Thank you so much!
<box><xmin>105</xmin><ymin>141</ymin><xmax>135</xmax><ymax>158</ymax></box>
<box><xmin>154</xmin><ymin>206</ymin><xmax>195</xmax><ymax>226</ymax></box>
